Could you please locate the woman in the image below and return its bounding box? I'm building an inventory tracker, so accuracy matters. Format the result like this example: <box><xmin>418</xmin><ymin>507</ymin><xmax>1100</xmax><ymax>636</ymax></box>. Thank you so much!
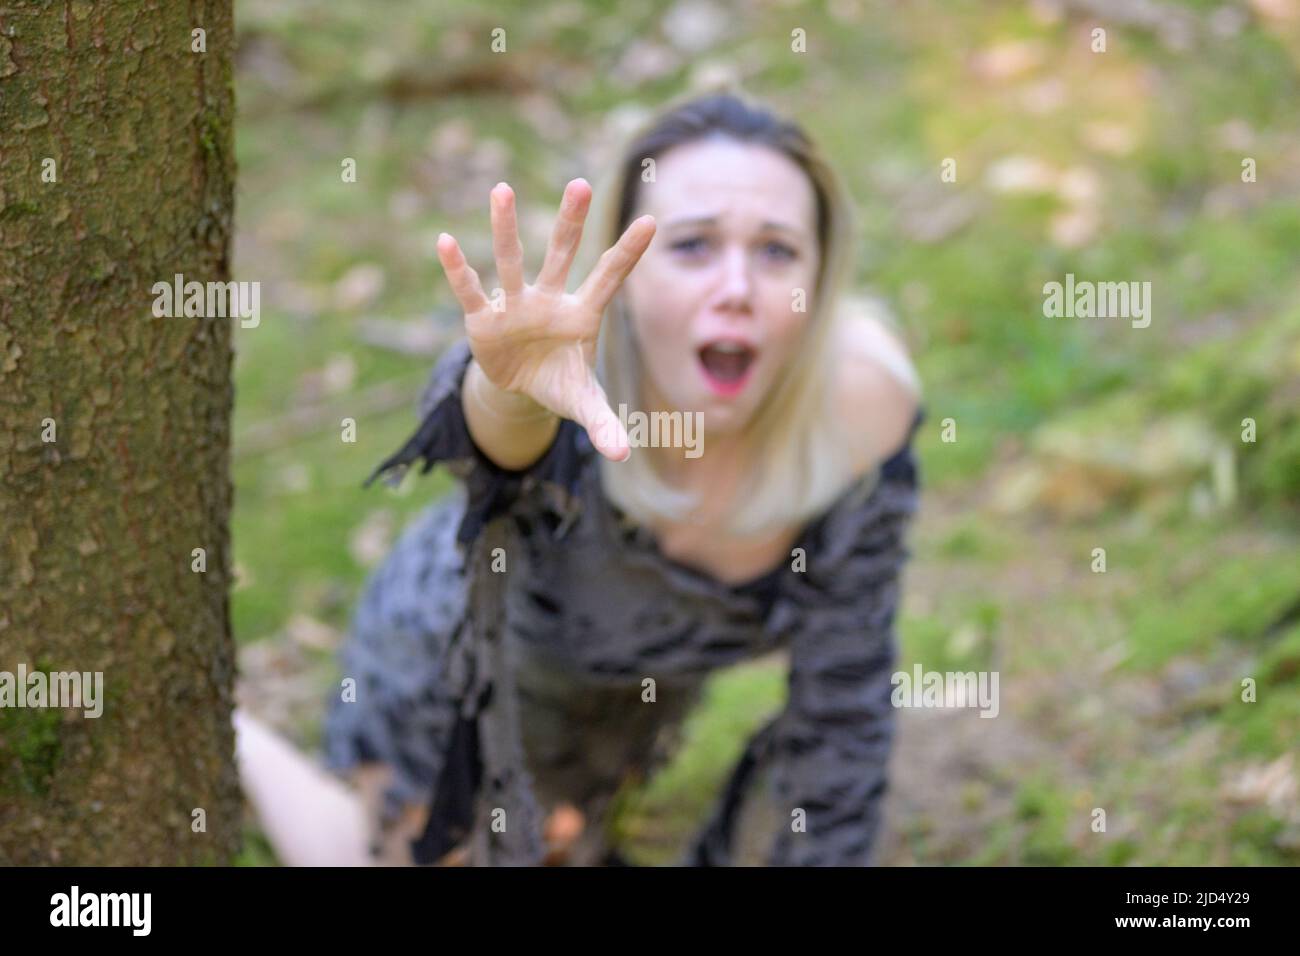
<box><xmin>235</xmin><ymin>90</ymin><xmax>924</xmax><ymax>866</ymax></box>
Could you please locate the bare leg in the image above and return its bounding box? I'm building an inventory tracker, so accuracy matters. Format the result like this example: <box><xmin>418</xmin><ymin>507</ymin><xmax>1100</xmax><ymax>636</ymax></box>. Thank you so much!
<box><xmin>233</xmin><ymin>708</ymin><xmax>376</xmax><ymax>867</ymax></box>
<box><xmin>237</xmin><ymin>706</ymin><xmax>600</xmax><ymax>866</ymax></box>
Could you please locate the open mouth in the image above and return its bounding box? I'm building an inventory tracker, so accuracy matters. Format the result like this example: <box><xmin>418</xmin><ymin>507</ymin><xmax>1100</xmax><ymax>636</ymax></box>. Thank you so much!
<box><xmin>697</xmin><ymin>341</ymin><xmax>757</xmax><ymax>395</ymax></box>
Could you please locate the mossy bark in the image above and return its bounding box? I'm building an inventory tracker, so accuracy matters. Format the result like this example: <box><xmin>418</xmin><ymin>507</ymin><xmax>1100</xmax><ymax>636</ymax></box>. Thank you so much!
<box><xmin>0</xmin><ymin>1</ymin><xmax>238</xmax><ymax>864</ymax></box>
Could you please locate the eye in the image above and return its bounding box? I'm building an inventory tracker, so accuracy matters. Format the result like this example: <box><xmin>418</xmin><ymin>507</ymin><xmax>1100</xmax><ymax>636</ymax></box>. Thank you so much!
<box><xmin>760</xmin><ymin>240</ymin><xmax>798</xmax><ymax>262</ymax></box>
<box><xmin>669</xmin><ymin>236</ymin><xmax>710</xmax><ymax>256</ymax></box>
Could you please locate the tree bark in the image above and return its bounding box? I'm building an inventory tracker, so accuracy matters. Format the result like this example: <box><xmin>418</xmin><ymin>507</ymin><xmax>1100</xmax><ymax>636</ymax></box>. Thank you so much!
<box><xmin>0</xmin><ymin>1</ymin><xmax>238</xmax><ymax>864</ymax></box>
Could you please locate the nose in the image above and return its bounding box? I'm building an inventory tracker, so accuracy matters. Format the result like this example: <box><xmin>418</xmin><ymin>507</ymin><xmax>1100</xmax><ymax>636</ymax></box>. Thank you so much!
<box><xmin>712</xmin><ymin>244</ymin><xmax>753</xmax><ymax>313</ymax></box>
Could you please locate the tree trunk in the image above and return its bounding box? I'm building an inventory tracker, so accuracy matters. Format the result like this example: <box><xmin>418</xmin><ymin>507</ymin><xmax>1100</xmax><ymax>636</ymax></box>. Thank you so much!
<box><xmin>0</xmin><ymin>1</ymin><xmax>238</xmax><ymax>865</ymax></box>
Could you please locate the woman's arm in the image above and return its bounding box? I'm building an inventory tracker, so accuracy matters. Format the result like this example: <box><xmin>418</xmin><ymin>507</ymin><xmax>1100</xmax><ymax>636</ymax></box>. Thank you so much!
<box><xmin>686</xmin><ymin>425</ymin><xmax>922</xmax><ymax>866</ymax></box>
<box><xmin>462</xmin><ymin>356</ymin><xmax>561</xmax><ymax>472</ymax></box>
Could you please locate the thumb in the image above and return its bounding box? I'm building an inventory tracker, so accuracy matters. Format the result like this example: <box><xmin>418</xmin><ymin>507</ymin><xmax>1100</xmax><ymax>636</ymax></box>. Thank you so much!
<box><xmin>571</xmin><ymin>382</ymin><xmax>629</xmax><ymax>462</ymax></box>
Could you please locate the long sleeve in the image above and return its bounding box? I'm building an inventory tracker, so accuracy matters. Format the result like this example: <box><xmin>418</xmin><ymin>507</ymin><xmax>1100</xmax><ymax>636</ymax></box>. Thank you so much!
<box><xmin>707</xmin><ymin>418</ymin><xmax>920</xmax><ymax>868</ymax></box>
<box><xmin>365</xmin><ymin>338</ymin><xmax>586</xmax><ymax>547</ymax></box>
<box><xmin>759</xmin><ymin>422</ymin><xmax>922</xmax><ymax>866</ymax></box>
<box><xmin>679</xmin><ymin>420</ymin><xmax>923</xmax><ymax>867</ymax></box>
<box><xmin>358</xmin><ymin>339</ymin><xmax>586</xmax><ymax>865</ymax></box>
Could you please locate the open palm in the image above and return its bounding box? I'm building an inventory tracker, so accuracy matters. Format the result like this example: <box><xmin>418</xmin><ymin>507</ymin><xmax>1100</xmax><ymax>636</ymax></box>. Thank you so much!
<box><xmin>435</xmin><ymin>179</ymin><xmax>656</xmax><ymax>461</ymax></box>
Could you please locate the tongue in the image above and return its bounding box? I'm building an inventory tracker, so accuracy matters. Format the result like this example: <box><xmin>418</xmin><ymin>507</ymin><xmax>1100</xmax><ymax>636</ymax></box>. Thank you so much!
<box><xmin>701</xmin><ymin>347</ymin><xmax>751</xmax><ymax>382</ymax></box>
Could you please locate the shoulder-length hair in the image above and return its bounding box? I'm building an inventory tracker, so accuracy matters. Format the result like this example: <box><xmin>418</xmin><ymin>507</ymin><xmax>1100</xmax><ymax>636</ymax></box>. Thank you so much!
<box><xmin>584</xmin><ymin>89</ymin><xmax>880</xmax><ymax>537</ymax></box>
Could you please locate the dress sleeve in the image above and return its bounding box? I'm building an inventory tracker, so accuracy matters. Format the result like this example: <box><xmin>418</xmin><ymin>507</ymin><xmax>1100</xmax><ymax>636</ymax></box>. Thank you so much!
<box><xmin>756</xmin><ymin>410</ymin><xmax>924</xmax><ymax>866</ymax></box>
<box><xmin>364</xmin><ymin>338</ymin><xmax>587</xmax><ymax>547</ymax></box>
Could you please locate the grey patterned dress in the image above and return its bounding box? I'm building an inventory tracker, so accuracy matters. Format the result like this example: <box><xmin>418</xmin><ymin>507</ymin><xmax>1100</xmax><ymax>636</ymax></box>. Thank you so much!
<box><xmin>322</xmin><ymin>338</ymin><xmax>924</xmax><ymax>866</ymax></box>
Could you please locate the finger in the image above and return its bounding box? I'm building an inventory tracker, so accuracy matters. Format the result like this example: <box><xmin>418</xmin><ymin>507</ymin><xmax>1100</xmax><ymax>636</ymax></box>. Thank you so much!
<box><xmin>489</xmin><ymin>182</ymin><xmax>525</xmax><ymax>296</ymax></box>
<box><xmin>535</xmin><ymin>179</ymin><xmax>593</xmax><ymax>293</ymax></box>
<box><xmin>436</xmin><ymin>233</ymin><xmax>490</xmax><ymax>314</ymax></box>
<box><xmin>575</xmin><ymin>214</ymin><xmax>656</xmax><ymax>314</ymax></box>
<box><xmin>570</xmin><ymin>383</ymin><xmax>629</xmax><ymax>463</ymax></box>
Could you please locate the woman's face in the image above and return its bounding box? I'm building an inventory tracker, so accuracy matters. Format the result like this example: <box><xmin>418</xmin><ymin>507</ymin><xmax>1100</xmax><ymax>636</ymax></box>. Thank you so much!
<box><xmin>622</xmin><ymin>136</ymin><xmax>821</xmax><ymax>437</ymax></box>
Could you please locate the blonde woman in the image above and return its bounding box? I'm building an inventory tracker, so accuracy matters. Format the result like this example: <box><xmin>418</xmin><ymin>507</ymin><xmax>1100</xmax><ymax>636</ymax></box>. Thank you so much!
<box><xmin>235</xmin><ymin>91</ymin><xmax>924</xmax><ymax>866</ymax></box>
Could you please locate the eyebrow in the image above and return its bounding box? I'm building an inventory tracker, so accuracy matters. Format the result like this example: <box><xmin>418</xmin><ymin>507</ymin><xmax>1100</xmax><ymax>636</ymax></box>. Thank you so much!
<box><xmin>661</xmin><ymin>214</ymin><xmax>805</xmax><ymax>236</ymax></box>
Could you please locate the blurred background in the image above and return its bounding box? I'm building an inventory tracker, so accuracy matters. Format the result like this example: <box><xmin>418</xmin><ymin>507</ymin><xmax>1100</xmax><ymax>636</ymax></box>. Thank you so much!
<box><xmin>228</xmin><ymin>0</ymin><xmax>1300</xmax><ymax>865</ymax></box>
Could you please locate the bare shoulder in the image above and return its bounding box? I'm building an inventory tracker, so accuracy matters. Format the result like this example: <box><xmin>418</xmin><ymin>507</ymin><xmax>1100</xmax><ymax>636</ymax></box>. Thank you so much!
<box><xmin>833</xmin><ymin>304</ymin><xmax>922</xmax><ymax>474</ymax></box>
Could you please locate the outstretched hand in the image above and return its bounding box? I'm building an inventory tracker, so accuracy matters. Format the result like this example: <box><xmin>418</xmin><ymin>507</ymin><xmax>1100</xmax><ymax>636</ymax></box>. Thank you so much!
<box><xmin>435</xmin><ymin>179</ymin><xmax>656</xmax><ymax>462</ymax></box>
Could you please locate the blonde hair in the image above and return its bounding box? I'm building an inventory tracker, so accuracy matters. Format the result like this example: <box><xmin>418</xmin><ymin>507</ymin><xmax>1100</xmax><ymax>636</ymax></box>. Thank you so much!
<box><xmin>585</xmin><ymin>89</ymin><xmax>871</xmax><ymax>537</ymax></box>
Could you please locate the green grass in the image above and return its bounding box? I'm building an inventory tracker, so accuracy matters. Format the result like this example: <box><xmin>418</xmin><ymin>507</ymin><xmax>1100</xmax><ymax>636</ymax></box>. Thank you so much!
<box><xmin>1120</xmin><ymin>543</ymin><xmax>1300</xmax><ymax>670</ymax></box>
<box><xmin>615</xmin><ymin>660</ymin><xmax>786</xmax><ymax>864</ymax></box>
